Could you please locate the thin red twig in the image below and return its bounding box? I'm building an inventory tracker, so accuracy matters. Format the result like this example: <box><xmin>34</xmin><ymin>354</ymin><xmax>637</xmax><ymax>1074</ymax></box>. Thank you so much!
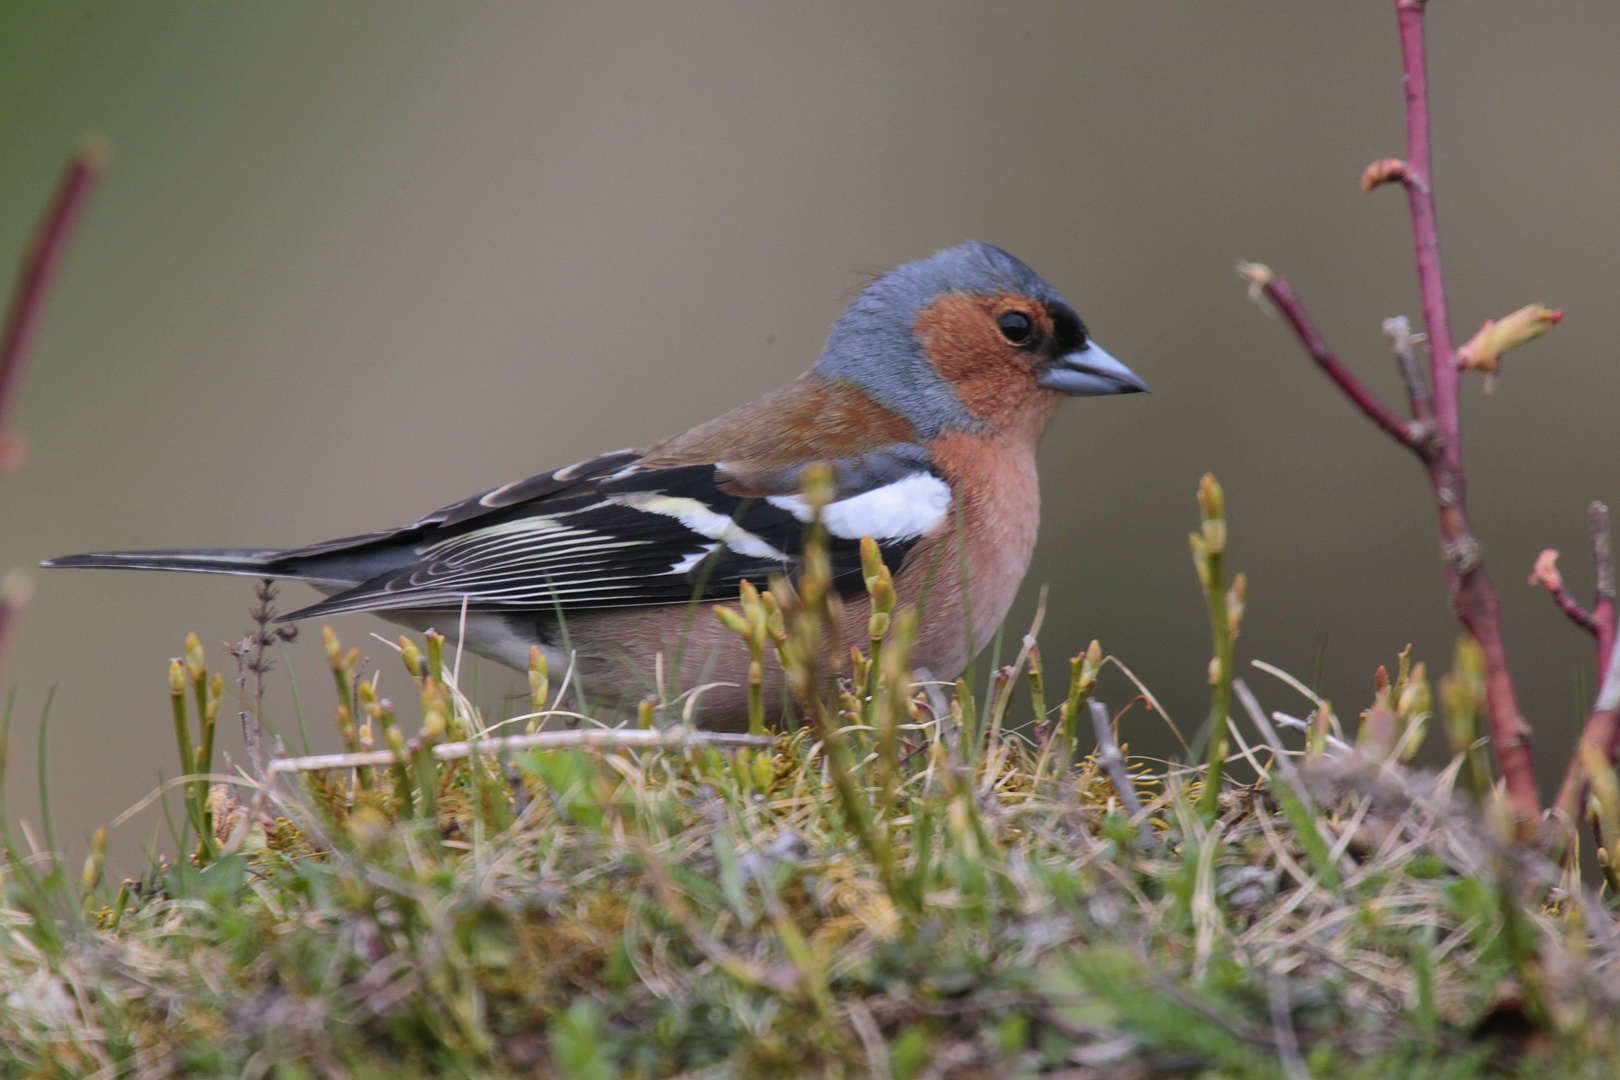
<box><xmin>1529</xmin><ymin>550</ymin><xmax>1597</xmax><ymax>635</ymax></box>
<box><xmin>1391</xmin><ymin>0</ymin><xmax>1539</xmax><ymax>827</ymax></box>
<box><xmin>1262</xmin><ymin>265</ymin><xmax>1539</xmax><ymax>828</ymax></box>
<box><xmin>1546</xmin><ymin>583</ymin><xmax>1597</xmax><ymax>635</ymax></box>
<box><xmin>1252</xmin><ymin>274</ymin><xmax>1425</xmax><ymax>451</ymax></box>
<box><xmin>1395</xmin><ymin>0</ymin><xmax>1459</xmax><ymax>460</ymax></box>
<box><xmin>0</xmin><ymin>138</ymin><xmax>107</xmax><ymax>690</ymax></box>
<box><xmin>1250</xmin><ymin>3</ymin><xmax>1541</xmax><ymax>827</ymax></box>
<box><xmin>0</xmin><ymin>136</ymin><xmax>109</xmax><ymax>472</ymax></box>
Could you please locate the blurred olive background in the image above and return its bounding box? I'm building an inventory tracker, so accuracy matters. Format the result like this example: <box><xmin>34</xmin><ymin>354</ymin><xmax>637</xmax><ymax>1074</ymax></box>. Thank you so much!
<box><xmin>2</xmin><ymin>2</ymin><xmax>1617</xmax><ymax>858</ymax></box>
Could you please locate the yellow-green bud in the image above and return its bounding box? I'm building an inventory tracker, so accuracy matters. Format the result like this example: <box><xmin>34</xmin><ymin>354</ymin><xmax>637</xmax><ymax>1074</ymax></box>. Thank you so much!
<box><xmin>1226</xmin><ymin>573</ymin><xmax>1247</xmax><ymax>635</ymax></box>
<box><xmin>424</xmin><ymin>631</ymin><xmax>445</xmax><ymax>679</ymax></box>
<box><xmin>184</xmin><ymin>633</ymin><xmax>206</xmax><ymax>680</ymax></box>
<box><xmin>1081</xmin><ymin>640</ymin><xmax>1103</xmax><ymax>684</ymax></box>
<box><xmin>715</xmin><ymin>605</ymin><xmax>750</xmax><ymax>635</ymax></box>
<box><xmin>1189</xmin><ymin>533</ymin><xmax>1210</xmax><ymax>588</ymax></box>
<box><xmin>1197</xmin><ymin>473</ymin><xmax>1224</xmax><ymax>523</ymax></box>
<box><xmin>1399</xmin><ymin>668</ymin><xmax>1431</xmax><ymax>722</ymax></box>
<box><xmin>870</xmin><ymin>572</ymin><xmax>896</xmax><ymax>615</ymax></box>
<box><xmin>400</xmin><ymin>638</ymin><xmax>424</xmax><ymax>678</ymax></box>
<box><xmin>81</xmin><ymin>828</ymin><xmax>106</xmax><ymax>891</ymax></box>
<box><xmin>1458</xmin><ymin>303</ymin><xmax>1563</xmax><ymax>376</ymax></box>
<box><xmin>800</xmin><ymin>462</ymin><xmax>834</xmax><ymax>512</ymax></box>
<box><xmin>860</xmin><ymin>535</ymin><xmax>883</xmax><ymax>586</ymax></box>
<box><xmin>1583</xmin><ymin>744</ymin><xmax>1620</xmax><ymax>868</ymax></box>
<box><xmin>422</xmin><ymin>708</ymin><xmax>446</xmax><ymax>741</ymax></box>
<box><xmin>528</xmin><ymin>646</ymin><xmax>550</xmax><ymax>710</ymax></box>
<box><xmin>206</xmin><ymin>673</ymin><xmax>225</xmax><ymax>721</ymax></box>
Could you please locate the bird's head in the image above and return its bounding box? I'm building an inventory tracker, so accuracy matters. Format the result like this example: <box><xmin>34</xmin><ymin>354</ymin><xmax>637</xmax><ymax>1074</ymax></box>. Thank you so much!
<box><xmin>813</xmin><ymin>241</ymin><xmax>1146</xmax><ymax>439</ymax></box>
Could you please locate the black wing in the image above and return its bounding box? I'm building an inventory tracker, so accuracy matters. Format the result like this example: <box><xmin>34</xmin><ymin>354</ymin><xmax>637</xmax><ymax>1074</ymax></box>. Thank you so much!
<box><xmin>282</xmin><ymin>445</ymin><xmax>950</xmax><ymax>619</ymax></box>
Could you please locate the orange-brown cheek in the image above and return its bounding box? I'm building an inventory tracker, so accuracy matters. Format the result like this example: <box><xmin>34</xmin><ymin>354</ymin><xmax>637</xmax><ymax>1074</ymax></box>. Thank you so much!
<box><xmin>914</xmin><ymin>293</ymin><xmax>1055</xmax><ymax>425</ymax></box>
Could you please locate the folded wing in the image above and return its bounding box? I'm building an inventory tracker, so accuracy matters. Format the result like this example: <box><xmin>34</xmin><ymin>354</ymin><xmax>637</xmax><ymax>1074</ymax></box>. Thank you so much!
<box><xmin>282</xmin><ymin>444</ymin><xmax>951</xmax><ymax>621</ymax></box>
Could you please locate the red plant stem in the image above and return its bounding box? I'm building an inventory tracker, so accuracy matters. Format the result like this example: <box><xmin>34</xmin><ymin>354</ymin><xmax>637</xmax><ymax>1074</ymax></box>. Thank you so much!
<box><xmin>1261</xmin><ymin>278</ymin><xmax>1426</xmax><ymax>450</ymax></box>
<box><xmin>1395</xmin><ymin>1</ymin><xmax>1458</xmax><ymax>460</ymax></box>
<box><xmin>1268</xmin><ymin>277</ymin><xmax>1538</xmax><ymax>827</ymax></box>
<box><xmin>1393</xmin><ymin>0</ymin><xmax>1540</xmax><ymax>827</ymax></box>
<box><xmin>1267</xmin><ymin>279</ymin><xmax>1531</xmax><ymax>815</ymax></box>
<box><xmin>0</xmin><ymin>137</ymin><xmax>108</xmax><ymax>472</ymax></box>
<box><xmin>1541</xmin><ymin>581</ymin><xmax>1597</xmax><ymax>636</ymax></box>
<box><xmin>1256</xmin><ymin>4</ymin><xmax>1541</xmax><ymax>827</ymax></box>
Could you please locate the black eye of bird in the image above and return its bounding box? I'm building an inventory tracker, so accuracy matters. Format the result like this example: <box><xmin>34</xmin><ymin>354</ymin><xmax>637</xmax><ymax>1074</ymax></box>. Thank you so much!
<box><xmin>996</xmin><ymin>311</ymin><xmax>1033</xmax><ymax>345</ymax></box>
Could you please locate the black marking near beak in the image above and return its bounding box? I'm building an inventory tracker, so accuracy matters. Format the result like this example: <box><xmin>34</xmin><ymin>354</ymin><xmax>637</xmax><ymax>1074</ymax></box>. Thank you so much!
<box><xmin>1037</xmin><ymin>342</ymin><xmax>1148</xmax><ymax>397</ymax></box>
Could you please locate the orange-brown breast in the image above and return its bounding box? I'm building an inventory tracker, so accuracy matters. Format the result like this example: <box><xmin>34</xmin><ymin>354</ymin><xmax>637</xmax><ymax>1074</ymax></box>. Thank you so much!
<box><xmin>901</xmin><ymin>424</ymin><xmax>1047</xmax><ymax>679</ymax></box>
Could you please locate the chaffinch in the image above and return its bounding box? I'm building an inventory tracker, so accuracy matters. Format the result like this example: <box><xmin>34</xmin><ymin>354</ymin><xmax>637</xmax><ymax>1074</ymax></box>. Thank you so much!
<box><xmin>47</xmin><ymin>242</ymin><xmax>1145</xmax><ymax>728</ymax></box>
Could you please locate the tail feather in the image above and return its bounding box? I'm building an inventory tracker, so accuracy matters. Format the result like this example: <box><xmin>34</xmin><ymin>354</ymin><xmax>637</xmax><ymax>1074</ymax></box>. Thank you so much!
<box><xmin>42</xmin><ymin>549</ymin><xmax>286</xmax><ymax>576</ymax></box>
<box><xmin>43</xmin><ymin>545</ymin><xmax>412</xmax><ymax>591</ymax></box>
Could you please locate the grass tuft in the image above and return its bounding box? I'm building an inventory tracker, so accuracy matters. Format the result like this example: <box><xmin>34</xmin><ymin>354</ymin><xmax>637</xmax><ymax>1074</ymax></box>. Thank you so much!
<box><xmin>4</xmin><ymin>479</ymin><xmax>1620</xmax><ymax>1078</ymax></box>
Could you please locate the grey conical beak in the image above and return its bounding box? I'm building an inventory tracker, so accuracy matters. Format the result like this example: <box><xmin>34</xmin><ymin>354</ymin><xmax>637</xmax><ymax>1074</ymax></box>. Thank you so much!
<box><xmin>1037</xmin><ymin>342</ymin><xmax>1149</xmax><ymax>396</ymax></box>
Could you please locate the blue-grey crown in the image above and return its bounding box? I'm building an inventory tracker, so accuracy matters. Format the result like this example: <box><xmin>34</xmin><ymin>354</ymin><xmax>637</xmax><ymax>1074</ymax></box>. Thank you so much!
<box><xmin>812</xmin><ymin>242</ymin><xmax>1069</xmax><ymax>438</ymax></box>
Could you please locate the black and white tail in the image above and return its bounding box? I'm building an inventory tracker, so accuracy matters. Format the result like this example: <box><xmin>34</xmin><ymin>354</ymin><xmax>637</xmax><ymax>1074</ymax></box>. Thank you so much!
<box><xmin>42</xmin><ymin>549</ymin><xmax>286</xmax><ymax>577</ymax></box>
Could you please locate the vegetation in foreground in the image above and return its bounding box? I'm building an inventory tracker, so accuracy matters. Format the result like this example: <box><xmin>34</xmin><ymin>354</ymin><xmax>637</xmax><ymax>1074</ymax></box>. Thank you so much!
<box><xmin>4</xmin><ymin>6</ymin><xmax>1620</xmax><ymax>1077</ymax></box>
<box><xmin>3</xmin><ymin>475</ymin><xmax>1619</xmax><ymax>1079</ymax></box>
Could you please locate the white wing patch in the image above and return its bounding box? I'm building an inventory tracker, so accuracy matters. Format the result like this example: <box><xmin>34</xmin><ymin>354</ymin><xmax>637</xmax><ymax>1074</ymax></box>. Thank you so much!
<box><xmin>767</xmin><ymin>472</ymin><xmax>952</xmax><ymax>541</ymax></box>
<box><xmin>669</xmin><ymin>542</ymin><xmax>720</xmax><ymax>574</ymax></box>
<box><xmin>610</xmin><ymin>493</ymin><xmax>787</xmax><ymax>561</ymax></box>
